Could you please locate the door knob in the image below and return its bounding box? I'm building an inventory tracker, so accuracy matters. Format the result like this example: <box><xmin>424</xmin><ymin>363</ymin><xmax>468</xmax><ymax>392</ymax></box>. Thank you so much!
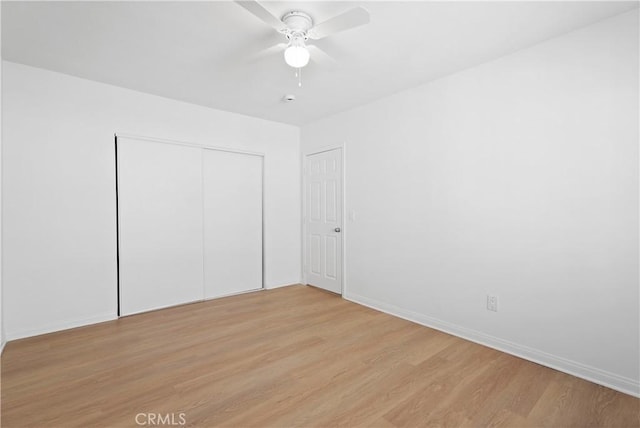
<box><xmin>334</xmin><ymin>227</ymin><xmax>341</xmax><ymax>233</ymax></box>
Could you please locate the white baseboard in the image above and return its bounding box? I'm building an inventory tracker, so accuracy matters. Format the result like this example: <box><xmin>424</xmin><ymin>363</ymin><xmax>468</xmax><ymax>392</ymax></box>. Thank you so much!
<box><xmin>266</xmin><ymin>282</ymin><xmax>303</xmax><ymax>290</ymax></box>
<box><xmin>6</xmin><ymin>313</ymin><xmax>117</xmax><ymax>341</ymax></box>
<box><xmin>344</xmin><ymin>291</ymin><xmax>640</xmax><ymax>398</ymax></box>
<box><xmin>5</xmin><ymin>286</ymin><xmax>301</xmax><ymax>342</ymax></box>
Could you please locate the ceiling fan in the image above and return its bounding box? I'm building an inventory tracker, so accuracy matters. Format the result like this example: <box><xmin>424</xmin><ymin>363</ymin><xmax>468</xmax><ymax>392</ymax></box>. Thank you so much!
<box><xmin>234</xmin><ymin>1</ymin><xmax>370</xmax><ymax>70</ymax></box>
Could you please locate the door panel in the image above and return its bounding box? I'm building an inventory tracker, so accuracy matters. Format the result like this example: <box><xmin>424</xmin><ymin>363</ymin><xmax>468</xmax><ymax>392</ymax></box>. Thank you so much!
<box><xmin>310</xmin><ymin>234</ymin><xmax>321</xmax><ymax>275</ymax></box>
<box><xmin>326</xmin><ymin>181</ymin><xmax>337</xmax><ymax>222</ymax></box>
<box><xmin>310</xmin><ymin>182</ymin><xmax>321</xmax><ymax>221</ymax></box>
<box><xmin>325</xmin><ymin>235</ymin><xmax>338</xmax><ymax>279</ymax></box>
<box><xmin>203</xmin><ymin>149</ymin><xmax>262</xmax><ymax>298</ymax></box>
<box><xmin>118</xmin><ymin>137</ymin><xmax>204</xmax><ymax>316</ymax></box>
<box><xmin>305</xmin><ymin>149</ymin><xmax>343</xmax><ymax>294</ymax></box>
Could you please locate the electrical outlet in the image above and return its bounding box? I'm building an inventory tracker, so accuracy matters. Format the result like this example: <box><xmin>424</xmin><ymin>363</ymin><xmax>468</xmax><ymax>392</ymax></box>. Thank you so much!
<box><xmin>487</xmin><ymin>295</ymin><xmax>498</xmax><ymax>312</ymax></box>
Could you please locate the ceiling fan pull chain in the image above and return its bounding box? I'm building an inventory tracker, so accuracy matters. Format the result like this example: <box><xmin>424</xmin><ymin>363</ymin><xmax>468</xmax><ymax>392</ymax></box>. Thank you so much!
<box><xmin>298</xmin><ymin>68</ymin><xmax>303</xmax><ymax>87</ymax></box>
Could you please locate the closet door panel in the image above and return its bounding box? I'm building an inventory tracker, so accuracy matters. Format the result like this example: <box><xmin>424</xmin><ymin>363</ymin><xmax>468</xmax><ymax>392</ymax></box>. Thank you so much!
<box><xmin>118</xmin><ymin>138</ymin><xmax>204</xmax><ymax>315</ymax></box>
<box><xmin>203</xmin><ymin>149</ymin><xmax>262</xmax><ymax>298</ymax></box>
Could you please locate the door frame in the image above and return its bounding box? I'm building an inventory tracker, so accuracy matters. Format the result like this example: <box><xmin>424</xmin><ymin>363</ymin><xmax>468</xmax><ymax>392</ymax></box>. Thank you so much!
<box><xmin>301</xmin><ymin>143</ymin><xmax>346</xmax><ymax>295</ymax></box>
<box><xmin>115</xmin><ymin>133</ymin><xmax>266</xmax><ymax>317</ymax></box>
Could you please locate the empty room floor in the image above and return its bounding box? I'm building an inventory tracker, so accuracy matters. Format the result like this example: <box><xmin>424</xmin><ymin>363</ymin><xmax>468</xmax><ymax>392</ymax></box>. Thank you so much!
<box><xmin>1</xmin><ymin>285</ymin><xmax>638</xmax><ymax>427</ymax></box>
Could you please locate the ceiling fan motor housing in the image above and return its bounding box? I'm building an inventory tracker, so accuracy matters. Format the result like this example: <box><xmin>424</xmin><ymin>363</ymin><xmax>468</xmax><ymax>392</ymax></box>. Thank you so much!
<box><xmin>281</xmin><ymin>11</ymin><xmax>313</xmax><ymax>39</ymax></box>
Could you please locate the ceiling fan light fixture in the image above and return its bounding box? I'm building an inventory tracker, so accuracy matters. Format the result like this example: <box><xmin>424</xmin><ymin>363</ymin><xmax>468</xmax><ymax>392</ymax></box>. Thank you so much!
<box><xmin>284</xmin><ymin>45</ymin><xmax>310</xmax><ymax>68</ymax></box>
<box><xmin>236</xmin><ymin>1</ymin><xmax>371</xmax><ymax>74</ymax></box>
<box><xmin>284</xmin><ymin>34</ymin><xmax>310</xmax><ymax>68</ymax></box>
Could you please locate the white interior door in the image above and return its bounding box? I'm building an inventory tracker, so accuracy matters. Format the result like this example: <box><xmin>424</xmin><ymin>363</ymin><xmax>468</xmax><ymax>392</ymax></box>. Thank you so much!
<box><xmin>305</xmin><ymin>148</ymin><xmax>343</xmax><ymax>294</ymax></box>
<box><xmin>203</xmin><ymin>149</ymin><xmax>263</xmax><ymax>298</ymax></box>
<box><xmin>117</xmin><ymin>137</ymin><xmax>204</xmax><ymax>316</ymax></box>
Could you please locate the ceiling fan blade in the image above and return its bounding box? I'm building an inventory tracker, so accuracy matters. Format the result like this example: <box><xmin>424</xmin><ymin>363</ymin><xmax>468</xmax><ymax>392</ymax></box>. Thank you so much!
<box><xmin>307</xmin><ymin>45</ymin><xmax>337</xmax><ymax>68</ymax></box>
<box><xmin>246</xmin><ymin>42</ymin><xmax>287</xmax><ymax>64</ymax></box>
<box><xmin>308</xmin><ymin>7</ymin><xmax>370</xmax><ymax>40</ymax></box>
<box><xmin>235</xmin><ymin>1</ymin><xmax>286</xmax><ymax>32</ymax></box>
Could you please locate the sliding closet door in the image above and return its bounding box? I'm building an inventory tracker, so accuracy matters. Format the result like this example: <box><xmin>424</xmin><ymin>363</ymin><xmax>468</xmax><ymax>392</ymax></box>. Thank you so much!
<box><xmin>203</xmin><ymin>149</ymin><xmax>262</xmax><ymax>298</ymax></box>
<box><xmin>118</xmin><ymin>137</ymin><xmax>204</xmax><ymax>316</ymax></box>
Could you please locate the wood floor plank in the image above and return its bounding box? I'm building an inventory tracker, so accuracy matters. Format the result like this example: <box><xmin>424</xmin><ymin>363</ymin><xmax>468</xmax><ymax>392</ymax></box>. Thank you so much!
<box><xmin>528</xmin><ymin>374</ymin><xmax>640</xmax><ymax>428</ymax></box>
<box><xmin>2</xmin><ymin>285</ymin><xmax>638</xmax><ymax>428</ymax></box>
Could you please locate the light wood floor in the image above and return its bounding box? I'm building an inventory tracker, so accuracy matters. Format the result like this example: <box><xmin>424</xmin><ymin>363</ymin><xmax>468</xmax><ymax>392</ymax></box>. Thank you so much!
<box><xmin>2</xmin><ymin>285</ymin><xmax>638</xmax><ymax>428</ymax></box>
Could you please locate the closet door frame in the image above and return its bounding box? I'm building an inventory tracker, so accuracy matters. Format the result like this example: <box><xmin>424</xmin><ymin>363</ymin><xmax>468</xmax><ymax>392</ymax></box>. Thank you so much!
<box><xmin>115</xmin><ymin>133</ymin><xmax>265</xmax><ymax>317</ymax></box>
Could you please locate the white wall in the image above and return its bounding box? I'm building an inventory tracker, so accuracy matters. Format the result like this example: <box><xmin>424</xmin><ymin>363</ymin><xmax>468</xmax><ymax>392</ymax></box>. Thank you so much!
<box><xmin>2</xmin><ymin>61</ymin><xmax>301</xmax><ymax>340</ymax></box>
<box><xmin>302</xmin><ymin>10</ymin><xmax>639</xmax><ymax>396</ymax></box>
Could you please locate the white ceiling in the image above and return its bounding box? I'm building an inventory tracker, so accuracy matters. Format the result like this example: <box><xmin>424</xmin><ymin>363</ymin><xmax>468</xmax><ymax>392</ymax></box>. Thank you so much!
<box><xmin>2</xmin><ymin>1</ymin><xmax>637</xmax><ymax>125</ymax></box>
